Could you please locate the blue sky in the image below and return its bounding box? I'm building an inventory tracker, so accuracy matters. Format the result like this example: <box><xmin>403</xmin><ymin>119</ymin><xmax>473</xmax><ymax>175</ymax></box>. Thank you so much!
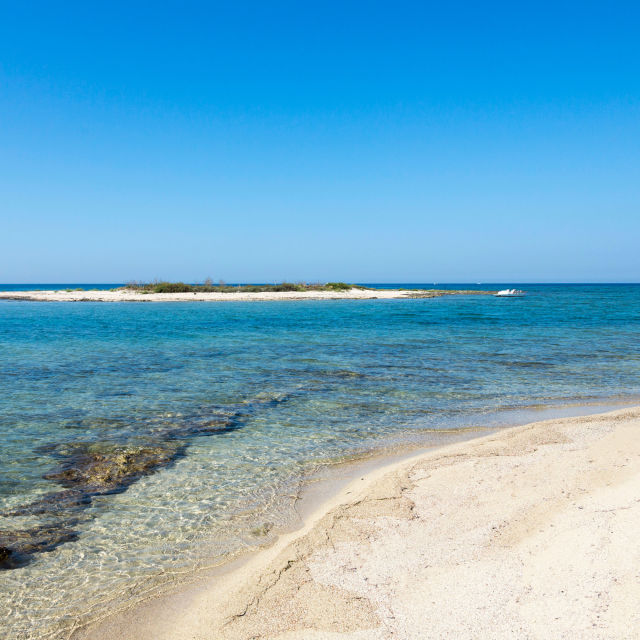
<box><xmin>1</xmin><ymin>1</ymin><xmax>639</xmax><ymax>283</ymax></box>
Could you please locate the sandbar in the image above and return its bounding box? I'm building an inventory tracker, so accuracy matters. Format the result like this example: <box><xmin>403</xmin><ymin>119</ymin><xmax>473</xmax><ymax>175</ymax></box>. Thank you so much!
<box><xmin>0</xmin><ymin>288</ymin><xmax>491</xmax><ymax>302</ymax></box>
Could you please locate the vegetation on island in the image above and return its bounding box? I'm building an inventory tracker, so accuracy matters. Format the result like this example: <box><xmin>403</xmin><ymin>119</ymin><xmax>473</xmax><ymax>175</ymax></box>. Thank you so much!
<box><xmin>120</xmin><ymin>280</ymin><xmax>364</xmax><ymax>294</ymax></box>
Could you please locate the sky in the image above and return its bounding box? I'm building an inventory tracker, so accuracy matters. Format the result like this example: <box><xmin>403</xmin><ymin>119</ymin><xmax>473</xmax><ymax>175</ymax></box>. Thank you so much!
<box><xmin>1</xmin><ymin>1</ymin><xmax>639</xmax><ymax>283</ymax></box>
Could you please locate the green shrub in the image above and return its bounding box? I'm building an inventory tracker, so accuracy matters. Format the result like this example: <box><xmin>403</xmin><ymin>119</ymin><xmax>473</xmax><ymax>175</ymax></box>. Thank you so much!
<box><xmin>120</xmin><ymin>280</ymin><xmax>362</xmax><ymax>294</ymax></box>
<box><xmin>152</xmin><ymin>282</ymin><xmax>194</xmax><ymax>293</ymax></box>
<box><xmin>271</xmin><ymin>282</ymin><xmax>304</xmax><ymax>292</ymax></box>
<box><xmin>325</xmin><ymin>282</ymin><xmax>352</xmax><ymax>291</ymax></box>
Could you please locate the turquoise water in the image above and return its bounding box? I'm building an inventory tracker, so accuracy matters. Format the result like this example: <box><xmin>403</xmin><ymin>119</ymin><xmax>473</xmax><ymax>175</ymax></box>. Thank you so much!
<box><xmin>1</xmin><ymin>284</ymin><xmax>640</xmax><ymax>638</ymax></box>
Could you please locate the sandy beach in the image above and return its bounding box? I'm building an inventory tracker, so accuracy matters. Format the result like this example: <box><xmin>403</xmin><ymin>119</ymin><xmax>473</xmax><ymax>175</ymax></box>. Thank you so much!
<box><xmin>0</xmin><ymin>288</ymin><xmax>490</xmax><ymax>302</ymax></box>
<box><xmin>73</xmin><ymin>406</ymin><xmax>640</xmax><ymax>640</ymax></box>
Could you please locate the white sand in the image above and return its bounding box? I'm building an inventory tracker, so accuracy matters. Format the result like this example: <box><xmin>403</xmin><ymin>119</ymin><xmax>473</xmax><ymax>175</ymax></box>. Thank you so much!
<box><xmin>74</xmin><ymin>407</ymin><xmax>640</xmax><ymax>639</ymax></box>
<box><xmin>0</xmin><ymin>288</ymin><xmax>485</xmax><ymax>302</ymax></box>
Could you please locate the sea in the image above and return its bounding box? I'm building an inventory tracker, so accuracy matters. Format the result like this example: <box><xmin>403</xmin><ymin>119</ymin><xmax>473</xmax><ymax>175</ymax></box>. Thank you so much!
<box><xmin>1</xmin><ymin>283</ymin><xmax>639</xmax><ymax>639</ymax></box>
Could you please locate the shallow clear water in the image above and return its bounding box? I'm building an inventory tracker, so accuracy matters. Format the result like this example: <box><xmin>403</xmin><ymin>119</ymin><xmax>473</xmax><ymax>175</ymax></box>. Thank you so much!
<box><xmin>1</xmin><ymin>284</ymin><xmax>639</xmax><ymax>638</ymax></box>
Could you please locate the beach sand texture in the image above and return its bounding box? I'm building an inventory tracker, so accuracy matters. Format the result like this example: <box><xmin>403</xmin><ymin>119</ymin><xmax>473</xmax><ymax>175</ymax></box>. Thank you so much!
<box><xmin>74</xmin><ymin>407</ymin><xmax>640</xmax><ymax>639</ymax></box>
<box><xmin>0</xmin><ymin>288</ymin><xmax>489</xmax><ymax>302</ymax></box>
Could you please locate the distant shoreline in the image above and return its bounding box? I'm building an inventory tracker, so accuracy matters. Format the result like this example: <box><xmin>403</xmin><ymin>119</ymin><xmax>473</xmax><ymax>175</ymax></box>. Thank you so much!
<box><xmin>0</xmin><ymin>287</ymin><xmax>494</xmax><ymax>302</ymax></box>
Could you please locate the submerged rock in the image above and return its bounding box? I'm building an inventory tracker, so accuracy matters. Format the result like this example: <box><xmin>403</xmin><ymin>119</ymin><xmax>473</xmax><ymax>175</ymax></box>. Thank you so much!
<box><xmin>0</xmin><ymin>524</ymin><xmax>79</xmax><ymax>570</ymax></box>
<box><xmin>44</xmin><ymin>442</ymin><xmax>184</xmax><ymax>493</ymax></box>
<box><xmin>178</xmin><ymin>413</ymin><xmax>240</xmax><ymax>437</ymax></box>
<box><xmin>0</xmin><ymin>442</ymin><xmax>184</xmax><ymax>569</ymax></box>
<box><xmin>0</xmin><ymin>546</ymin><xmax>13</xmax><ymax>568</ymax></box>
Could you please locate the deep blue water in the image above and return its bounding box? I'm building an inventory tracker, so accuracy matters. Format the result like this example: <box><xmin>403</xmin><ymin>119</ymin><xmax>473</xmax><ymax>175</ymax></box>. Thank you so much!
<box><xmin>1</xmin><ymin>284</ymin><xmax>639</xmax><ymax>638</ymax></box>
<box><xmin>0</xmin><ymin>283</ymin><xmax>123</xmax><ymax>291</ymax></box>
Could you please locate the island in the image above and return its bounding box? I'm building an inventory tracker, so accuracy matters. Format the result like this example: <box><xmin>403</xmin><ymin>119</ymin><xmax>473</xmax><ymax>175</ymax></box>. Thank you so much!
<box><xmin>0</xmin><ymin>282</ymin><xmax>495</xmax><ymax>302</ymax></box>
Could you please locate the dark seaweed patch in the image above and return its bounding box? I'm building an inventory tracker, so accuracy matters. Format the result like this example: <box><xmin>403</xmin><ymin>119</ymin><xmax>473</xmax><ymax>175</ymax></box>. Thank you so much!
<box><xmin>0</xmin><ymin>523</ymin><xmax>80</xmax><ymax>569</ymax></box>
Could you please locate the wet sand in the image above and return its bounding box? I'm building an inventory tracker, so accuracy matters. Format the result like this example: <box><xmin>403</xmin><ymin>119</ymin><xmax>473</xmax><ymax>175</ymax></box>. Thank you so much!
<box><xmin>0</xmin><ymin>288</ymin><xmax>490</xmax><ymax>302</ymax></box>
<box><xmin>74</xmin><ymin>406</ymin><xmax>640</xmax><ymax>639</ymax></box>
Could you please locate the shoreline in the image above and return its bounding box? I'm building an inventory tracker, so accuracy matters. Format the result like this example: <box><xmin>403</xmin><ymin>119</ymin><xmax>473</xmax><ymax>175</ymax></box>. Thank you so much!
<box><xmin>0</xmin><ymin>288</ymin><xmax>492</xmax><ymax>302</ymax></box>
<box><xmin>74</xmin><ymin>403</ymin><xmax>640</xmax><ymax>639</ymax></box>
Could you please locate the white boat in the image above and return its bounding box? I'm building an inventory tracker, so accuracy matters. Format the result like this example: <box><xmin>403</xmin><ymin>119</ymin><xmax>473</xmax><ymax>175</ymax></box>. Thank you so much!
<box><xmin>494</xmin><ymin>288</ymin><xmax>525</xmax><ymax>297</ymax></box>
